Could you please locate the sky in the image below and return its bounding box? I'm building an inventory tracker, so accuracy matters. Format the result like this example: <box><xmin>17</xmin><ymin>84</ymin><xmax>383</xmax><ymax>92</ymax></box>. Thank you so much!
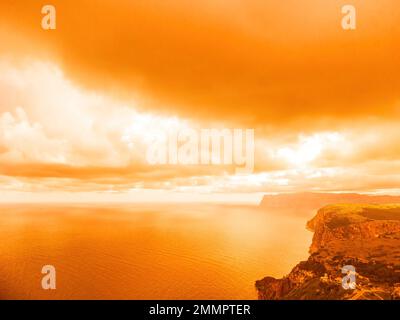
<box><xmin>0</xmin><ymin>0</ymin><xmax>400</xmax><ymax>202</ymax></box>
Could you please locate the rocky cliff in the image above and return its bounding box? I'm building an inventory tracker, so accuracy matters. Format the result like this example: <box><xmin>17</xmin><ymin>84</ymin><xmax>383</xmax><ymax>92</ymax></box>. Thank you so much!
<box><xmin>259</xmin><ymin>192</ymin><xmax>400</xmax><ymax>210</ymax></box>
<box><xmin>256</xmin><ymin>204</ymin><xmax>400</xmax><ymax>300</ymax></box>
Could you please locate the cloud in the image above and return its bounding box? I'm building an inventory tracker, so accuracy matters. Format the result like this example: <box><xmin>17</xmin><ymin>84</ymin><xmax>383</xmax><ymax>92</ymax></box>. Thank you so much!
<box><xmin>0</xmin><ymin>0</ymin><xmax>399</xmax><ymax>127</ymax></box>
<box><xmin>0</xmin><ymin>1</ymin><xmax>400</xmax><ymax>196</ymax></box>
<box><xmin>0</xmin><ymin>107</ymin><xmax>67</xmax><ymax>163</ymax></box>
<box><xmin>0</xmin><ymin>61</ymin><xmax>244</xmax><ymax>192</ymax></box>
<box><xmin>0</xmin><ymin>58</ymin><xmax>399</xmax><ymax>195</ymax></box>
<box><xmin>0</xmin><ymin>61</ymin><xmax>150</xmax><ymax>168</ymax></box>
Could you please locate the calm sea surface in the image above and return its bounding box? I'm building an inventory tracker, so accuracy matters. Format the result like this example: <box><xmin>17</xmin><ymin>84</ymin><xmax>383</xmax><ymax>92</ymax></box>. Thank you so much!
<box><xmin>0</xmin><ymin>203</ymin><xmax>313</xmax><ymax>299</ymax></box>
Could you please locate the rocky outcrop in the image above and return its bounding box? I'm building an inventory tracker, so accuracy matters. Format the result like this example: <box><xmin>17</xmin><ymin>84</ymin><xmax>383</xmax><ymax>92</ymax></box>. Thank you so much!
<box><xmin>259</xmin><ymin>193</ymin><xmax>400</xmax><ymax>210</ymax></box>
<box><xmin>256</xmin><ymin>204</ymin><xmax>400</xmax><ymax>300</ymax></box>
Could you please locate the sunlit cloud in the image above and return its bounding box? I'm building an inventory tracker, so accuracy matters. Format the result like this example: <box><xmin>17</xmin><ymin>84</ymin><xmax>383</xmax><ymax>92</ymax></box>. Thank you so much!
<box><xmin>275</xmin><ymin>133</ymin><xmax>343</xmax><ymax>167</ymax></box>
<box><xmin>0</xmin><ymin>0</ymin><xmax>400</xmax><ymax>201</ymax></box>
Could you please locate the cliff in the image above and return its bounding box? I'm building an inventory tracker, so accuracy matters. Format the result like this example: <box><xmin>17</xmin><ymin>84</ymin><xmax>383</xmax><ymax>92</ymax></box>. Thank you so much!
<box><xmin>259</xmin><ymin>192</ymin><xmax>400</xmax><ymax>210</ymax></box>
<box><xmin>256</xmin><ymin>204</ymin><xmax>400</xmax><ymax>300</ymax></box>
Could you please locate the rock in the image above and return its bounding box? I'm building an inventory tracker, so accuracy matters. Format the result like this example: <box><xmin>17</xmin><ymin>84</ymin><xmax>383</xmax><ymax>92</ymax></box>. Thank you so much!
<box><xmin>256</xmin><ymin>204</ymin><xmax>400</xmax><ymax>300</ymax></box>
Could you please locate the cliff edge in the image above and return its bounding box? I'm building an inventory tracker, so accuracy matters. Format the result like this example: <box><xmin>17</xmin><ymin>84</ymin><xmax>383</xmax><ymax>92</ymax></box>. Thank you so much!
<box><xmin>256</xmin><ymin>204</ymin><xmax>400</xmax><ymax>300</ymax></box>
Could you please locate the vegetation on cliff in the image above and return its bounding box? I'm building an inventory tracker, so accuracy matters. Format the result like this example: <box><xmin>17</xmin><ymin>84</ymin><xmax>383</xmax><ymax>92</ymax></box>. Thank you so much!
<box><xmin>256</xmin><ymin>204</ymin><xmax>400</xmax><ymax>300</ymax></box>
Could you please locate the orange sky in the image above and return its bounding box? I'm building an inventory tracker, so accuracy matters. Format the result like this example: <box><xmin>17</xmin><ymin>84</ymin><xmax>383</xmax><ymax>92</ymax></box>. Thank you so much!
<box><xmin>0</xmin><ymin>0</ymin><xmax>400</xmax><ymax>201</ymax></box>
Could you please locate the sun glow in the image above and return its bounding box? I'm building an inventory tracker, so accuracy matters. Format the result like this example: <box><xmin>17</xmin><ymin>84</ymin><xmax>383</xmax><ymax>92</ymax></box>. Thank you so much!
<box><xmin>276</xmin><ymin>133</ymin><xmax>343</xmax><ymax>167</ymax></box>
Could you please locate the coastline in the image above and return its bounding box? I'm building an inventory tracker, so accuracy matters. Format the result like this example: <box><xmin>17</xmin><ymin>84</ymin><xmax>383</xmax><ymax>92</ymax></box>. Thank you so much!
<box><xmin>256</xmin><ymin>204</ymin><xmax>400</xmax><ymax>300</ymax></box>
